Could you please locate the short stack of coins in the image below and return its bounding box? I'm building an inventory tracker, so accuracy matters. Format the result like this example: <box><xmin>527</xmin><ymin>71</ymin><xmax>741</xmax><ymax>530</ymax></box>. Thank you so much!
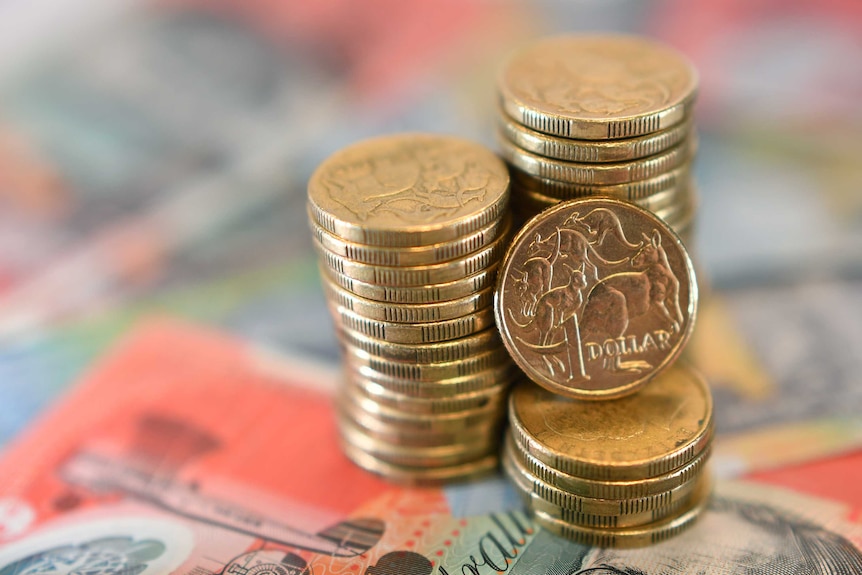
<box><xmin>307</xmin><ymin>133</ymin><xmax>517</xmax><ymax>485</ymax></box>
<box><xmin>494</xmin><ymin>196</ymin><xmax>712</xmax><ymax>546</ymax></box>
<box><xmin>496</xmin><ymin>35</ymin><xmax>699</xmax><ymax>245</ymax></box>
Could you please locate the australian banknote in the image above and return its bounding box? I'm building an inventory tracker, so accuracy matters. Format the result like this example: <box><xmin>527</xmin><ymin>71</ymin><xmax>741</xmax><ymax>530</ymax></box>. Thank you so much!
<box><xmin>1</xmin><ymin>320</ymin><xmax>860</xmax><ymax>575</ymax></box>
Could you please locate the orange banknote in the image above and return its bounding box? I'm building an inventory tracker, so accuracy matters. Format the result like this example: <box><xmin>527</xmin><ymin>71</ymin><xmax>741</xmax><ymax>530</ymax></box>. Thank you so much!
<box><xmin>0</xmin><ymin>320</ymin><xmax>537</xmax><ymax>574</ymax></box>
<box><xmin>1</xmin><ymin>319</ymin><xmax>860</xmax><ymax>575</ymax></box>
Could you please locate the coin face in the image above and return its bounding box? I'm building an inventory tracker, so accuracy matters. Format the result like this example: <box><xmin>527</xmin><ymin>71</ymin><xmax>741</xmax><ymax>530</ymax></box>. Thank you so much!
<box><xmin>308</xmin><ymin>133</ymin><xmax>509</xmax><ymax>246</ymax></box>
<box><xmin>495</xmin><ymin>197</ymin><xmax>697</xmax><ymax>399</ymax></box>
<box><xmin>499</xmin><ymin>35</ymin><xmax>697</xmax><ymax>139</ymax></box>
<box><xmin>508</xmin><ymin>363</ymin><xmax>713</xmax><ymax>481</ymax></box>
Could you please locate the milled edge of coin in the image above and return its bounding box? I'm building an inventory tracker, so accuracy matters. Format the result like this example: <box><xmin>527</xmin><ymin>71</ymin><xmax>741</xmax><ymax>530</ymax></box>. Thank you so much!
<box><xmin>310</xmin><ymin>212</ymin><xmax>511</xmax><ymax>267</ymax></box>
<box><xmin>527</xmin><ymin>473</ymin><xmax>712</xmax><ymax>548</ymax></box>
<box><xmin>344</xmin><ymin>359</ymin><xmax>518</xmax><ymax>398</ymax></box>
<box><xmin>499</xmin><ymin>135</ymin><xmax>693</xmax><ymax>185</ymax></box>
<box><xmin>330</xmin><ymin>303</ymin><xmax>495</xmax><ymax>344</ymax></box>
<box><xmin>307</xmin><ymin>133</ymin><xmax>510</xmax><ymax>247</ymax></box>
<box><xmin>343</xmin><ymin>344</ymin><xmax>512</xmax><ymax>382</ymax></box>
<box><xmin>494</xmin><ymin>198</ymin><xmax>699</xmax><ymax>400</ymax></box>
<box><xmin>510</xmin><ymin>166</ymin><xmax>689</xmax><ymax>201</ymax></box>
<box><xmin>340</xmin><ymin>439</ymin><xmax>499</xmax><ymax>486</ymax></box>
<box><xmin>506</xmin><ymin>367</ymin><xmax>714</xmax><ymax>480</ymax></box>
<box><xmin>499</xmin><ymin>112</ymin><xmax>693</xmax><ymax>163</ymax></box>
<box><xmin>338</xmin><ymin>414</ymin><xmax>497</xmax><ymax>467</ymax></box>
<box><xmin>338</xmin><ymin>398</ymin><xmax>502</xmax><ymax>447</ymax></box>
<box><xmin>315</xmin><ymin>229</ymin><xmax>507</xmax><ymax>287</ymax></box>
<box><xmin>497</xmin><ymin>35</ymin><xmax>698</xmax><ymax>140</ymax></box>
<box><xmin>338</xmin><ymin>326</ymin><xmax>502</xmax><ymax>363</ymax></box>
<box><xmin>324</xmin><ymin>278</ymin><xmax>494</xmax><ymax>324</ymax></box>
<box><xmin>324</xmin><ymin>263</ymin><xmax>499</xmax><ymax>305</ymax></box>
<box><xmin>510</xmin><ymin>433</ymin><xmax>713</xmax><ymax>499</ymax></box>
<box><xmin>344</xmin><ymin>370</ymin><xmax>510</xmax><ymax>415</ymax></box>
<box><xmin>341</xmin><ymin>384</ymin><xmax>507</xmax><ymax>431</ymax></box>
<box><xmin>514</xmin><ymin>176</ymin><xmax>693</xmax><ymax>215</ymax></box>
<box><xmin>501</xmin><ymin>440</ymin><xmax>701</xmax><ymax>516</ymax></box>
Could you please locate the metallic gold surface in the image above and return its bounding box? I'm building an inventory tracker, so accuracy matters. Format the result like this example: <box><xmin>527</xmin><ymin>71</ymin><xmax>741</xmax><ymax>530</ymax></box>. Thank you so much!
<box><xmin>330</xmin><ymin>304</ymin><xmax>495</xmax><ymax>344</ymax></box>
<box><xmin>342</xmin><ymin>344</ymin><xmax>512</xmax><ymax>381</ymax></box>
<box><xmin>501</xmin><ymin>441</ymin><xmax>701</xmax><ymax>516</ymax></box>
<box><xmin>508</xmin><ymin>364</ymin><xmax>714</xmax><ymax>480</ymax></box>
<box><xmin>499</xmin><ymin>136</ymin><xmax>693</xmax><ymax>186</ymax></box>
<box><xmin>315</xmin><ymin>230</ymin><xmax>507</xmax><ymax>286</ymax></box>
<box><xmin>510</xmin><ymin>166</ymin><xmax>689</xmax><ymax>201</ymax></box>
<box><xmin>343</xmin><ymin>359</ymin><xmax>517</xmax><ymax>398</ymax></box>
<box><xmin>324</xmin><ymin>277</ymin><xmax>494</xmax><ymax>323</ymax></box>
<box><xmin>339</xmin><ymin>439</ymin><xmax>498</xmax><ymax>486</ymax></box>
<box><xmin>499</xmin><ymin>113</ymin><xmax>692</xmax><ymax>163</ymax></box>
<box><xmin>308</xmin><ymin>133</ymin><xmax>509</xmax><ymax>247</ymax></box>
<box><xmin>338</xmin><ymin>326</ymin><xmax>502</xmax><ymax>364</ymax></box>
<box><xmin>324</xmin><ymin>264</ymin><xmax>499</xmax><ymax>304</ymax></box>
<box><xmin>495</xmin><ymin>197</ymin><xmax>698</xmax><ymax>399</ymax></box>
<box><xmin>310</xmin><ymin>213</ymin><xmax>510</xmax><ymax>267</ymax></box>
<box><xmin>528</xmin><ymin>474</ymin><xmax>712</xmax><ymax>548</ymax></box>
<box><xmin>498</xmin><ymin>35</ymin><xmax>697</xmax><ymax>140</ymax></box>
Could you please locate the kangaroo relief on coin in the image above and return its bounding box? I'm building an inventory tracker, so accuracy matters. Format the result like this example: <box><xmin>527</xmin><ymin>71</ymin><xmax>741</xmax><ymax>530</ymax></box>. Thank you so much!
<box><xmin>496</xmin><ymin>198</ymin><xmax>697</xmax><ymax>399</ymax></box>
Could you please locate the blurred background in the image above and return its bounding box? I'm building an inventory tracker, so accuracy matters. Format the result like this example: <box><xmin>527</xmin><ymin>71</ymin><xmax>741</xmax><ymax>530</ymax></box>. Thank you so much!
<box><xmin>0</xmin><ymin>0</ymin><xmax>860</xmax><ymax>478</ymax></box>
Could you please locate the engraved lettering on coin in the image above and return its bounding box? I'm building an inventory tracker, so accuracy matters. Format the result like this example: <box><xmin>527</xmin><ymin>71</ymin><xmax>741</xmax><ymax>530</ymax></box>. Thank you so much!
<box><xmin>496</xmin><ymin>198</ymin><xmax>697</xmax><ymax>399</ymax></box>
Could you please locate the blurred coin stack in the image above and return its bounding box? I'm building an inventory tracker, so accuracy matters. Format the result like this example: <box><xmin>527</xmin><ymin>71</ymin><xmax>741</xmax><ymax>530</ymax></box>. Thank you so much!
<box><xmin>496</xmin><ymin>35</ymin><xmax>699</xmax><ymax>245</ymax></box>
<box><xmin>307</xmin><ymin>133</ymin><xmax>517</xmax><ymax>485</ymax></box>
<box><xmin>502</xmin><ymin>364</ymin><xmax>714</xmax><ymax>547</ymax></box>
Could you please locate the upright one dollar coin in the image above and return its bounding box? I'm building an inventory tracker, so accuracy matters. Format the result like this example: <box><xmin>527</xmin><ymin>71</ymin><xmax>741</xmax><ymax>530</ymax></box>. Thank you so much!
<box><xmin>498</xmin><ymin>35</ymin><xmax>697</xmax><ymax>140</ymax></box>
<box><xmin>495</xmin><ymin>197</ymin><xmax>697</xmax><ymax>399</ymax></box>
<box><xmin>308</xmin><ymin>133</ymin><xmax>509</xmax><ymax>247</ymax></box>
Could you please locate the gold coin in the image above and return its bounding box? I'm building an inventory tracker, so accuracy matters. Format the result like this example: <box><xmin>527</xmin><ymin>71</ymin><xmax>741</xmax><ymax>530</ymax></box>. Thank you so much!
<box><xmin>499</xmin><ymin>135</ymin><xmax>693</xmax><ymax>186</ymax></box>
<box><xmin>498</xmin><ymin>35</ymin><xmax>697</xmax><ymax>140</ymax></box>
<box><xmin>308</xmin><ymin>133</ymin><xmax>509</xmax><ymax>247</ymax></box>
<box><xmin>509</xmin><ymin>433</ymin><xmax>712</xmax><ymax>499</ymax></box>
<box><xmin>340</xmin><ymin>439</ymin><xmax>498</xmax><ymax>486</ymax></box>
<box><xmin>495</xmin><ymin>197</ymin><xmax>698</xmax><ymax>399</ymax></box>
<box><xmin>342</xmin><ymin>343</ymin><xmax>512</xmax><ymax>382</ymax></box>
<box><xmin>508</xmin><ymin>364</ymin><xmax>713</xmax><ymax>481</ymax></box>
<box><xmin>514</xmin><ymin>177</ymin><xmax>693</xmax><ymax>215</ymax></box>
<box><xmin>338</xmin><ymin>414</ymin><xmax>497</xmax><ymax>467</ymax></box>
<box><xmin>344</xmin><ymin>370</ymin><xmax>509</xmax><ymax>415</ymax></box>
<box><xmin>310</xmin><ymin>213</ymin><xmax>510</xmax><ymax>267</ymax></box>
<box><xmin>338</xmin><ymin>395</ymin><xmax>502</xmax><ymax>447</ymax></box>
<box><xmin>330</xmin><ymin>304</ymin><xmax>495</xmax><ymax>344</ymax></box>
<box><xmin>502</xmin><ymin>441</ymin><xmax>700</xmax><ymax>516</ymax></box>
<box><xmin>528</xmin><ymin>473</ymin><xmax>712</xmax><ymax>548</ymax></box>
<box><xmin>343</xmin><ymin>359</ymin><xmax>518</xmax><ymax>398</ymax></box>
<box><xmin>510</xmin><ymin>166</ymin><xmax>689</xmax><ymax>201</ymax></box>
<box><xmin>338</xmin><ymin>326</ymin><xmax>502</xmax><ymax>364</ymax></box>
<box><xmin>340</xmin><ymin>384</ymin><xmax>506</xmax><ymax>434</ymax></box>
<box><xmin>315</xmin><ymin>230</ymin><xmax>507</xmax><ymax>286</ymax></box>
<box><xmin>499</xmin><ymin>112</ymin><xmax>693</xmax><ymax>163</ymax></box>
<box><xmin>324</xmin><ymin>263</ymin><xmax>499</xmax><ymax>304</ymax></box>
<box><xmin>324</xmin><ymin>277</ymin><xmax>494</xmax><ymax>324</ymax></box>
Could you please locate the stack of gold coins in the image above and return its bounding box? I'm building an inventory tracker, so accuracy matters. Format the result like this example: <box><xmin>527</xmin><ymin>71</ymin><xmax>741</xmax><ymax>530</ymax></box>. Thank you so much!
<box><xmin>307</xmin><ymin>133</ymin><xmax>517</xmax><ymax>485</ymax></box>
<box><xmin>496</xmin><ymin>35</ymin><xmax>698</xmax><ymax>245</ymax></box>
<box><xmin>495</xmin><ymin>197</ymin><xmax>712</xmax><ymax>545</ymax></box>
<box><xmin>502</xmin><ymin>363</ymin><xmax>713</xmax><ymax>548</ymax></box>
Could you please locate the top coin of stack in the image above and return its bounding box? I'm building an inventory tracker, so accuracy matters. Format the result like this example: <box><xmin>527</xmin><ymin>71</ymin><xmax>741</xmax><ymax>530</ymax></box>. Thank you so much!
<box><xmin>496</xmin><ymin>35</ymin><xmax>699</xmax><ymax>242</ymax></box>
<box><xmin>307</xmin><ymin>133</ymin><xmax>517</xmax><ymax>485</ymax></box>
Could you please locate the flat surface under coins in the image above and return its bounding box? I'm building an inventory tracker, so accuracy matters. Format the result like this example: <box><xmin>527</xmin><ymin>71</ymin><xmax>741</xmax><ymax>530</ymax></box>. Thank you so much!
<box><xmin>495</xmin><ymin>196</ymin><xmax>698</xmax><ymax>399</ymax></box>
<box><xmin>498</xmin><ymin>35</ymin><xmax>697</xmax><ymax>140</ymax></box>
<box><xmin>308</xmin><ymin>133</ymin><xmax>509</xmax><ymax>247</ymax></box>
<box><xmin>508</xmin><ymin>363</ymin><xmax>713</xmax><ymax>481</ymax></box>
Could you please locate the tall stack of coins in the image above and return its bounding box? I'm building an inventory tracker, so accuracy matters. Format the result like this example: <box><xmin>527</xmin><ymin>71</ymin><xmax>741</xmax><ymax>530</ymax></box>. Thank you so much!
<box><xmin>496</xmin><ymin>35</ymin><xmax>698</xmax><ymax>245</ymax></box>
<box><xmin>495</xmin><ymin>197</ymin><xmax>712</xmax><ymax>545</ymax></box>
<box><xmin>308</xmin><ymin>133</ymin><xmax>517</xmax><ymax>485</ymax></box>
